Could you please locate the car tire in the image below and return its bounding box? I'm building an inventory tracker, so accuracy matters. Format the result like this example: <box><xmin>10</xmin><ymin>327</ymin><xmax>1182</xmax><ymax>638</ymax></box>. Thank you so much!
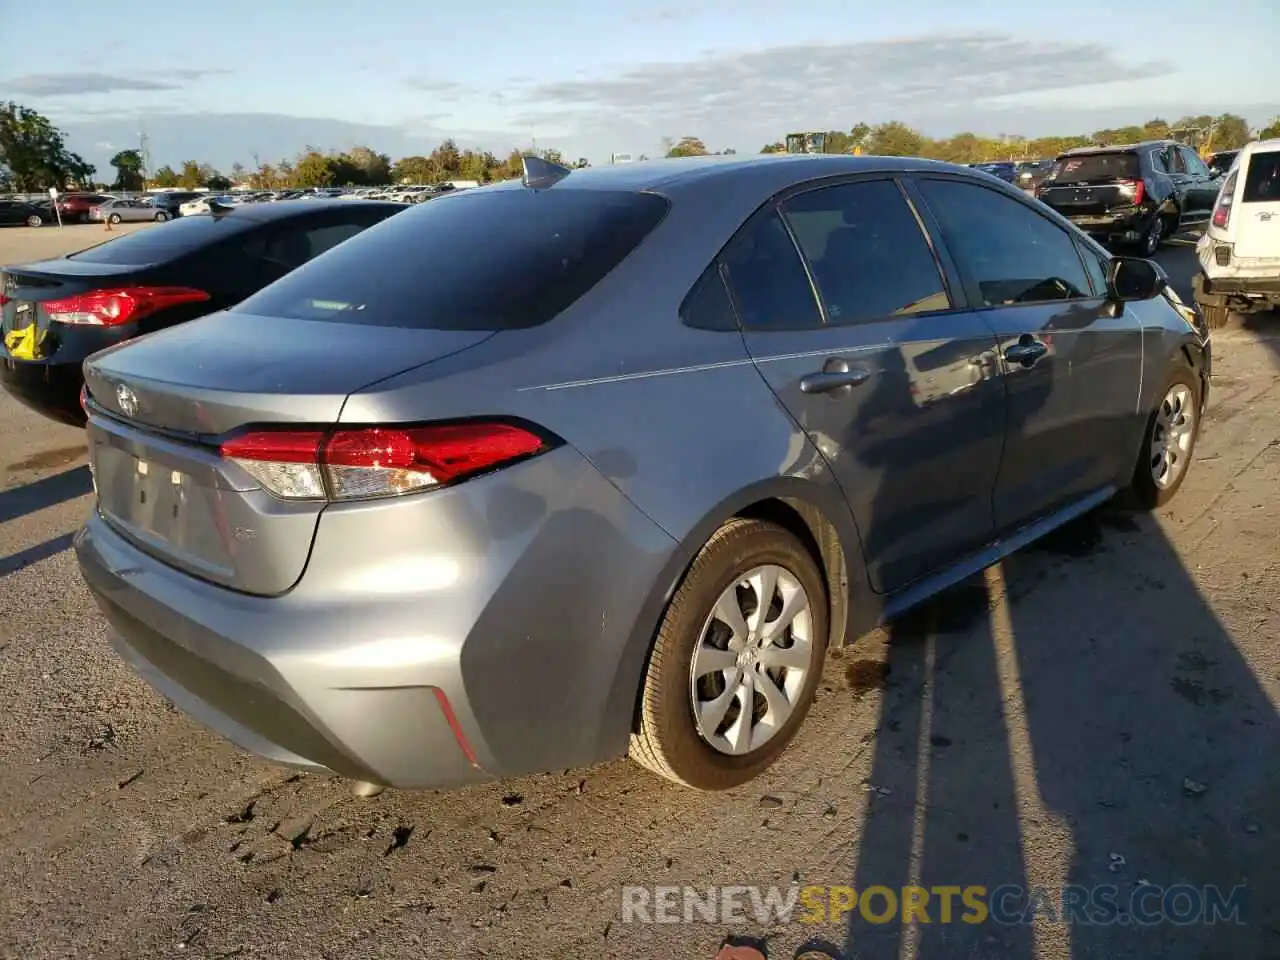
<box><xmin>629</xmin><ymin>517</ymin><xmax>829</xmax><ymax>790</ymax></box>
<box><xmin>108</xmin><ymin>213</ymin><xmax>122</xmax><ymax>224</ymax></box>
<box><xmin>25</xmin><ymin>214</ymin><xmax>43</xmax><ymax>227</ymax></box>
<box><xmin>1139</xmin><ymin>215</ymin><xmax>1163</xmax><ymax>257</ymax></box>
<box><xmin>154</xmin><ymin>211</ymin><xmax>169</xmax><ymax>222</ymax></box>
<box><xmin>1127</xmin><ymin>367</ymin><xmax>1202</xmax><ymax>509</ymax></box>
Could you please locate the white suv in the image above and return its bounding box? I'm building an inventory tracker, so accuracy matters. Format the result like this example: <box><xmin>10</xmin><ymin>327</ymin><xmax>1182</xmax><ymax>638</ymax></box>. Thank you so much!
<box><xmin>1193</xmin><ymin>138</ymin><xmax>1280</xmax><ymax>328</ymax></box>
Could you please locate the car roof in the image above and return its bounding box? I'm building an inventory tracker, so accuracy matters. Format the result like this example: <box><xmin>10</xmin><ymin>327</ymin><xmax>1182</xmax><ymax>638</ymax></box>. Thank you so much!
<box><xmin>184</xmin><ymin>198</ymin><xmax>408</xmax><ymax>222</ymax></box>
<box><xmin>1061</xmin><ymin>140</ymin><xmax>1174</xmax><ymax>155</ymax></box>
<box><xmin>473</xmin><ymin>153</ymin><xmax>970</xmax><ymax>198</ymax></box>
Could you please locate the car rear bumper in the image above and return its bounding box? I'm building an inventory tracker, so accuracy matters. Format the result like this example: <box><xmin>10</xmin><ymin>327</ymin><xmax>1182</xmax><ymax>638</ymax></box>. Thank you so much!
<box><xmin>1193</xmin><ymin>271</ymin><xmax>1280</xmax><ymax>311</ymax></box>
<box><xmin>0</xmin><ymin>358</ymin><xmax>86</xmax><ymax>425</ymax></box>
<box><xmin>75</xmin><ymin>445</ymin><xmax>677</xmax><ymax>789</ymax></box>
<box><xmin>1061</xmin><ymin>208</ymin><xmax>1156</xmax><ymax>244</ymax></box>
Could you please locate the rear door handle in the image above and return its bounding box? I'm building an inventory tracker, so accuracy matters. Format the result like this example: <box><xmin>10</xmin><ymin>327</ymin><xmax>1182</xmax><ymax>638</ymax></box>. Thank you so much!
<box><xmin>1004</xmin><ymin>338</ymin><xmax>1049</xmax><ymax>366</ymax></box>
<box><xmin>800</xmin><ymin>357</ymin><xmax>871</xmax><ymax>395</ymax></box>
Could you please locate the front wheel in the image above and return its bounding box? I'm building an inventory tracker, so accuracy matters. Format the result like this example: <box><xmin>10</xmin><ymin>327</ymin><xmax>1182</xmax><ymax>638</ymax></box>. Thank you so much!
<box><xmin>630</xmin><ymin>518</ymin><xmax>828</xmax><ymax>790</ymax></box>
<box><xmin>25</xmin><ymin>214</ymin><xmax>43</xmax><ymax>227</ymax></box>
<box><xmin>153</xmin><ymin>211</ymin><xmax>169</xmax><ymax>222</ymax></box>
<box><xmin>1128</xmin><ymin>369</ymin><xmax>1202</xmax><ymax>509</ymax></box>
<box><xmin>108</xmin><ymin>213</ymin><xmax>122</xmax><ymax>224</ymax></box>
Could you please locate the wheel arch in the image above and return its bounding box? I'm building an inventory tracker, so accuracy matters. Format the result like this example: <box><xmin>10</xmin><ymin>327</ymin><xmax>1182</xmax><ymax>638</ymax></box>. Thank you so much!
<box><xmin>595</xmin><ymin>477</ymin><xmax>873</xmax><ymax>759</ymax></box>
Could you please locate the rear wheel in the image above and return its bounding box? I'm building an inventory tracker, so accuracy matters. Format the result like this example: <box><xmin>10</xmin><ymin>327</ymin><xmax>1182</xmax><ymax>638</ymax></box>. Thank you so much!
<box><xmin>108</xmin><ymin>213</ymin><xmax>122</xmax><ymax>224</ymax></box>
<box><xmin>630</xmin><ymin>518</ymin><xmax>828</xmax><ymax>790</ymax></box>
<box><xmin>25</xmin><ymin>214</ymin><xmax>43</xmax><ymax>227</ymax></box>
<box><xmin>1128</xmin><ymin>368</ymin><xmax>1202</xmax><ymax>509</ymax></box>
<box><xmin>154</xmin><ymin>211</ymin><xmax>169</xmax><ymax>222</ymax></box>
<box><xmin>1139</xmin><ymin>215</ymin><xmax>1163</xmax><ymax>256</ymax></box>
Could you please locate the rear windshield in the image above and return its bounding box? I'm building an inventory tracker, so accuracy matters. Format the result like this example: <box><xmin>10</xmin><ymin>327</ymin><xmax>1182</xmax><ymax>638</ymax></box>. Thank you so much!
<box><xmin>1241</xmin><ymin>150</ymin><xmax>1280</xmax><ymax>203</ymax></box>
<box><xmin>68</xmin><ymin>214</ymin><xmax>255</xmax><ymax>264</ymax></box>
<box><xmin>234</xmin><ymin>187</ymin><xmax>671</xmax><ymax>330</ymax></box>
<box><xmin>1048</xmin><ymin>153</ymin><xmax>1140</xmax><ymax>183</ymax></box>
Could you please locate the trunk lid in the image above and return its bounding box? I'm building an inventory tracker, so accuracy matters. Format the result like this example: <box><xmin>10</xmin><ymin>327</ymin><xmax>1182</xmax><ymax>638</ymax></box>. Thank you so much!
<box><xmin>1235</xmin><ymin>149</ymin><xmax>1280</xmax><ymax>260</ymax></box>
<box><xmin>83</xmin><ymin>311</ymin><xmax>494</xmax><ymax>595</ymax></box>
<box><xmin>1038</xmin><ymin>152</ymin><xmax>1144</xmax><ymax>217</ymax></box>
<box><xmin>1</xmin><ymin>261</ymin><xmax>141</xmax><ymax>362</ymax></box>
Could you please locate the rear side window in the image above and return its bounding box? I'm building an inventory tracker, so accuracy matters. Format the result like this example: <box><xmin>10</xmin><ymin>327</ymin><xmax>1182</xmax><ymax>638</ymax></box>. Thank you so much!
<box><xmin>68</xmin><ymin>214</ymin><xmax>256</xmax><ymax>264</ymax></box>
<box><xmin>1048</xmin><ymin>153</ymin><xmax>1140</xmax><ymax>183</ymax></box>
<box><xmin>681</xmin><ymin>264</ymin><xmax>739</xmax><ymax>331</ymax></box>
<box><xmin>235</xmin><ymin>188</ymin><xmax>669</xmax><ymax>330</ymax></box>
<box><xmin>1241</xmin><ymin>151</ymin><xmax>1280</xmax><ymax>203</ymax></box>
<box><xmin>721</xmin><ymin>210</ymin><xmax>822</xmax><ymax>330</ymax></box>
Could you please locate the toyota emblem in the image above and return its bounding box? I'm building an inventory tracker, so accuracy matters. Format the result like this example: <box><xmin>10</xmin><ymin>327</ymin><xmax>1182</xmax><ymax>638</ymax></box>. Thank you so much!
<box><xmin>116</xmin><ymin>383</ymin><xmax>139</xmax><ymax>418</ymax></box>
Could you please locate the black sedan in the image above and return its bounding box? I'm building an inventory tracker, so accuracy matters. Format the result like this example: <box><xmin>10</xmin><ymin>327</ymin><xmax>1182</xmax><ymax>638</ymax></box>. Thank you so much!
<box><xmin>0</xmin><ymin>199</ymin><xmax>406</xmax><ymax>425</ymax></box>
<box><xmin>0</xmin><ymin>198</ymin><xmax>53</xmax><ymax>227</ymax></box>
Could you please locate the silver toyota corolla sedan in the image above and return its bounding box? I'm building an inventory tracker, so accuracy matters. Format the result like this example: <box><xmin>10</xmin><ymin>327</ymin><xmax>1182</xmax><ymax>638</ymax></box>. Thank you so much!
<box><xmin>75</xmin><ymin>155</ymin><xmax>1210</xmax><ymax>793</ymax></box>
<box><xmin>91</xmin><ymin>198</ymin><xmax>172</xmax><ymax>223</ymax></box>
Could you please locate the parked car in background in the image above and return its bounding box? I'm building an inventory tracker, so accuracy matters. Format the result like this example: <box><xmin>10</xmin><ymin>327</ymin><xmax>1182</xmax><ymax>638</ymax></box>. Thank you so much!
<box><xmin>1206</xmin><ymin>149</ymin><xmax>1240</xmax><ymax>179</ymax></box>
<box><xmin>147</xmin><ymin>191</ymin><xmax>202</xmax><ymax>218</ymax></box>
<box><xmin>91</xmin><ymin>198</ymin><xmax>172</xmax><ymax>224</ymax></box>
<box><xmin>970</xmin><ymin>161</ymin><xmax>1018</xmax><ymax>183</ymax></box>
<box><xmin>73</xmin><ymin>155</ymin><xmax>1208</xmax><ymax>797</ymax></box>
<box><xmin>1015</xmin><ymin>159</ymin><xmax>1055</xmax><ymax>192</ymax></box>
<box><xmin>55</xmin><ymin>192</ymin><xmax>113</xmax><ymax>224</ymax></box>
<box><xmin>179</xmin><ymin>194</ymin><xmax>238</xmax><ymax>217</ymax></box>
<box><xmin>0</xmin><ymin>199</ymin><xmax>407</xmax><ymax>425</ymax></box>
<box><xmin>1036</xmin><ymin>140</ymin><xmax>1220</xmax><ymax>254</ymax></box>
<box><xmin>0</xmin><ymin>198</ymin><xmax>52</xmax><ymax>227</ymax></box>
<box><xmin>1193</xmin><ymin>138</ymin><xmax>1280</xmax><ymax>328</ymax></box>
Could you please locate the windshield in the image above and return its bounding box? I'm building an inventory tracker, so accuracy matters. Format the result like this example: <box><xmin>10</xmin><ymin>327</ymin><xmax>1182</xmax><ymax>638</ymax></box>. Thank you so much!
<box><xmin>1047</xmin><ymin>153</ymin><xmax>1140</xmax><ymax>183</ymax></box>
<box><xmin>235</xmin><ymin>187</ymin><xmax>670</xmax><ymax>330</ymax></box>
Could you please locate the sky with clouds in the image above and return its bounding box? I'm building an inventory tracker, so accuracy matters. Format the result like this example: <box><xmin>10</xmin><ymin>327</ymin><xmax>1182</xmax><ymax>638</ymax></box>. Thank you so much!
<box><xmin>2</xmin><ymin>0</ymin><xmax>1277</xmax><ymax>173</ymax></box>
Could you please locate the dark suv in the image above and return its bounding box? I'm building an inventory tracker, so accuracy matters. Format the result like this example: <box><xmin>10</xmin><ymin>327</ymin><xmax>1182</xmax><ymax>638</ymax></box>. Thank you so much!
<box><xmin>1035</xmin><ymin>141</ymin><xmax>1222</xmax><ymax>255</ymax></box>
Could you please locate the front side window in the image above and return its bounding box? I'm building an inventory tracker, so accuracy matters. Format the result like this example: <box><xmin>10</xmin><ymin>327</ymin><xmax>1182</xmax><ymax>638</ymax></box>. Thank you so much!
<box><xmin>781</xmin><ymin>179</ymin><xmax>949</xmax><ymax>325</ymax></box>
<box><xmin>917</xmin><ymin>179</ymin><xmax>1093</xmax><ymax>307</ymax></box>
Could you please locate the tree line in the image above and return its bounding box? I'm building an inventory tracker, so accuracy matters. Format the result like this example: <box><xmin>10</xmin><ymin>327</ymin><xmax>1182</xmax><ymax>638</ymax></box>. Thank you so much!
<box><xmin>756</xmin><ymin>114</ymin><xmax>1279</xmax><ymax>161</ymax></box>
<box><xmin>4</xmin><ymin>100</ymin><xmax>1280</xmax><ymax>195</ymax></box>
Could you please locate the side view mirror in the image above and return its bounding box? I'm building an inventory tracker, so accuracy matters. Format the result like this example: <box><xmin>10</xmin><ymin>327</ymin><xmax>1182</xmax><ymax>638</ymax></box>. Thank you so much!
<box><xmin>1107</xmin><ymin>256</ymin><xmax>1166</xmax><ymax>301</ymax></box>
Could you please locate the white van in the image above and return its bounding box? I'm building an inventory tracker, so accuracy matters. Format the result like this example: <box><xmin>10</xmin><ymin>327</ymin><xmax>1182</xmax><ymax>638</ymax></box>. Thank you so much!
<box><xmin>1193</xmin><ymin>138</ymin><xmax>1280</xmax><ymax>328</ymax></box>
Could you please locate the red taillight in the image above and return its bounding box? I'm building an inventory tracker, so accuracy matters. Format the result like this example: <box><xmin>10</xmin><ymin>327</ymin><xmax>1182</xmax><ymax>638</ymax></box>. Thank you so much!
<box><xmin>1211</xmin><ymin>170</ymin><xmax>1238</xmax><ymax>231</ymax></box>
<box><xmin>1121</xmin><ymin>179</ymin><xmax>1145</xmax><ymax>205</ymax></box>
<box><xmin>220</xmin><ymin>422</ymin><xmax>550</xmax><ymax>501</ymax></box>
<box><xmin>79</xmin><ymin>384</ymin><xmax>89</xmax><ymax>412</ymax></box>
<box><xmin>43</xmin><ymin>286</ymin><xmax>210</xmax><ymax>327</ymax></box>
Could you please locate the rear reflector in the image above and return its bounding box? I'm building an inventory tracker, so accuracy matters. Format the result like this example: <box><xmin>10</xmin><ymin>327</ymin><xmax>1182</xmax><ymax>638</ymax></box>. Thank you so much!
<box><xmin>44</xmin><ymin>286</ymin><xmax>210</xmax><ymax>327</ymax></box>
<box><xmin>221</xmin><ymin>421</ymin><xmax>551</xmax><ymax>501</ymax></box>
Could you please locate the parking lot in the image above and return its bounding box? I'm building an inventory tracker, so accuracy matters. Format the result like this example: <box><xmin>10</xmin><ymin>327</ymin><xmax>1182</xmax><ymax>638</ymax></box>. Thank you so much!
<box><xmin>0</xmin><ymin>223</ymin><xmax>1277</xmax><ymax>959</ymax></box>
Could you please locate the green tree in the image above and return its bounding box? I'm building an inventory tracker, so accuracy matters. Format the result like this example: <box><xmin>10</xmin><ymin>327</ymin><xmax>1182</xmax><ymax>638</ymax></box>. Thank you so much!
<box><xmin>391</xmin><ymin>155</ymin><xmax>439</xmax><ymax>183</ymax></box>
<box><xmin>760</xmin><ymin>142</ymin><xmax>785</xmax><ymax>154</ymax></box>
<box><xmin>294</xmin><ymin>151</ymin><xmax>337</xmax><ymax>187</ymax></box>
<box><xmin>666</xmin><ymin>136</ymin><xmax>709</xmax><ymax>157</ymax></box>
<box><xmin>342</xmin><ymin>145</ymin><xmax>392</xmax><ymax>185</ymax></box>
<box><xmin>1260</xmin><ymin>116</ymin><xmax>1280</xmax><ymax>140</ymax></box>
<box><xmin>1211</xmin><ymin>113</ymin><xmax>1252</xmax><ymax>150</ymax></box>
<box><xmin>866</xmin><ymin>121</ymin><xmax>925</xmax><ymax>157</ymax></box>
<box><xmin>1142</xmin><ymin>117</ymin><xmax>1171</xmax><ymax>140</ymax></box>
<box><xmin>230</xmin><ymin>161</ymin><xmax>246</xmax><ymax>185</ymax></box>
<box><xmin>150</xmin><ymin>164</ymin><xmax>179</xmax><ymax>188</ymax></box>
<box><xmin>849</xmin><ymin>122</ymin><xmax>871</xmax><ymax>150</ymax></box>
<box><xmin>178</xmin><ymin>160</ymin><xmax>203</xmax><ymax>189</ymax></box>
<box><xmin>109</xmin><ymin>149</ymin><xmax>144</xmax><ymax>191</ymax></box>
<box><xmin>0</xmin><ymin>101</ymin><xmax>95</xmax><ymax>190</ymax></box>
<box><xmin>206</xmin><ymin>173</ymin><xmax>232</xmax><ymax>191</ymax></box>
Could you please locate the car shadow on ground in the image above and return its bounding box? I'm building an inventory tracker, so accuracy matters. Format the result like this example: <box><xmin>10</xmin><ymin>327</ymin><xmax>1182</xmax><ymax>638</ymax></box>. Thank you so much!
<box><xmin>0</xmin><ymin>462</ymin><xmax>90</xmax><ymax>525</ymax></box>
<box><xmin>843</xmin><ymin>506</ymin><xmax>1278</xmax><ymax>959</ymax></box>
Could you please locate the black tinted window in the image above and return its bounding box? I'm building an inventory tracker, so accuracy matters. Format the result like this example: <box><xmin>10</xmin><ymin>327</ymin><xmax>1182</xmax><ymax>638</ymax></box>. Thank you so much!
<box><xmin>918</xmin><ymin>179</ymin><xmax>1092</xmax><ymax>306</ymax></box>
<box><xmin>68</xmin><ymin>214</ymin><xmax>257</xmax><ymax>264</ymax></box>
<box><xmin>782</xmin><ymin>180</ymin><xmax>949</xmax><ymax>325</ymax></box>
<box><xmin>235</xmin><ymin>188</ymin><xmax>668</xmax><ymax>329</ymax></box>
<box><xmin>1076</xmin><ymin>240</ymin><xmax>1109</xmax><ymax>296</ymax></box>
<box><xmin>721</xmin><ymin>210</ymin><xmax>822</xmax><ymax>330</ymax></box>
<box><xmin>1049</xmin><ymin>153</ymin><xmax>1140</xmax><ymax>183</ymax></box>
<box><xmin>681</xmin><ymin>263</ymin><xmax>739</xmax><ymax>331</ymax></box>
<box><xmin>1242</xmin><ymin>150</ymin><xmax>1280</xmax><ymax>203</ymax></box>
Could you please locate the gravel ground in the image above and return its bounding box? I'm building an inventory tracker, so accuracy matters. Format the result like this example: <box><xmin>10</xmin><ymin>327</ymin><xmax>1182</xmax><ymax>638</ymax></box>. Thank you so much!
<box><xmin>0</xmin><ymin>225</ymin><xmax>1276</xmax><ymax>959</ymax></box>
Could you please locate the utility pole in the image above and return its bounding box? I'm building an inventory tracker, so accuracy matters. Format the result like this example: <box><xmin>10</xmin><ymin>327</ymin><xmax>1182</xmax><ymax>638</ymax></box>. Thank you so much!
<box><xmin>139</xmin><ymin>121</ymin><xmax>152</xmax><ymax>190</ymax></box>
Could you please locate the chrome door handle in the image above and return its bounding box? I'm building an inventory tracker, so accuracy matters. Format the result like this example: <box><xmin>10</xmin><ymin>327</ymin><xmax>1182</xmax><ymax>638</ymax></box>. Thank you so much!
<box><xmin>1004</xmin><ymin>339</ymin><xmax>1048</xmax><ymax>366</ymax></box>
<box><xmin>800</xmin><ymin>358</ymin><xmax>871</xmax><ymax>395</ymax></box>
